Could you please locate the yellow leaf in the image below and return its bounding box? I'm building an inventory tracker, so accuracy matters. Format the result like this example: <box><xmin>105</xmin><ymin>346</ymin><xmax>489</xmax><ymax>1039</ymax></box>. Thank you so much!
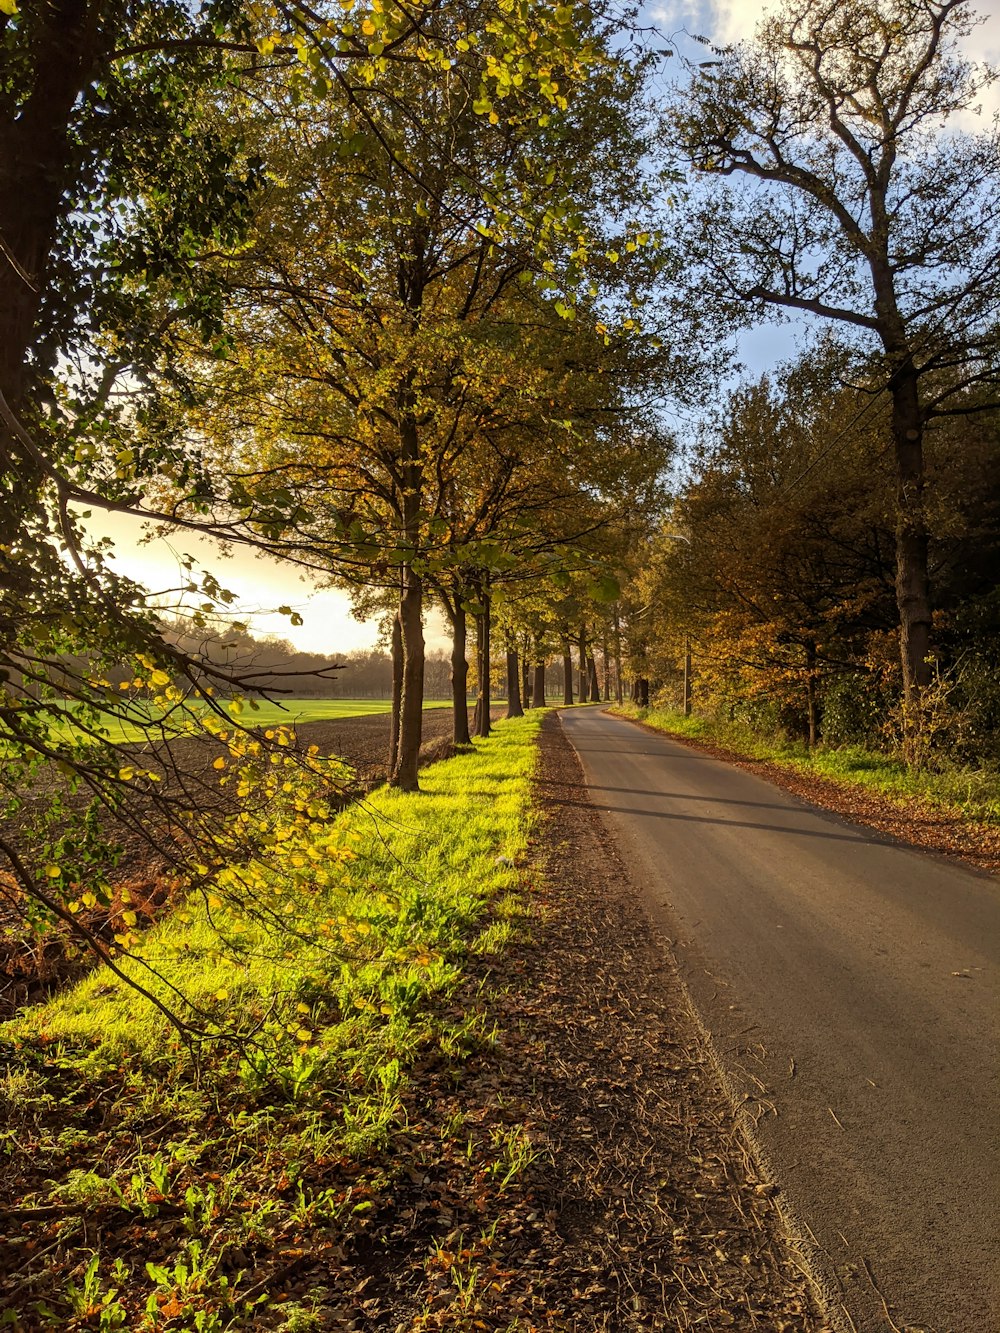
<box><xmin>0</xmin><ymin>1</ymin><xmax>19</xmax><ymax>16</ymax></box>
<box><xmin>213</xmin><ymin>757</ymin><xmax>226</xmax><ymax>770</ymax></box>
<box><xmin>150</xmin><ymin>669</ymin><xmax>170</xmax><ymax>687</ymax></box>
<box><xmin>215</xmin><ymin>988</ymin><xmax>229</xmax><ymax>1001</ymax></box>
<box><xmin>44</xmin><ymin>864</ymin><xmax>62</xmax><ymax>879</ymax></box>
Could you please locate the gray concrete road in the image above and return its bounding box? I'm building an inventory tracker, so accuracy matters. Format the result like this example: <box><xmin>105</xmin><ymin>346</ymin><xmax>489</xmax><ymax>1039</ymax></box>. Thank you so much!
<box><xmin>559</xmin><ymin>706</ymin><xmax>999</xmax><ymax>1333</ymax></box>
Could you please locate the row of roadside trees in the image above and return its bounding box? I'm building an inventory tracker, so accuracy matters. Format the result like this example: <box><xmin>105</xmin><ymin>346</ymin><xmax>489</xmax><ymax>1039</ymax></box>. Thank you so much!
<box><xmin>2</xmin><ymin>0</ymin><xmax>999</xmax><ymax>961</ymax></box>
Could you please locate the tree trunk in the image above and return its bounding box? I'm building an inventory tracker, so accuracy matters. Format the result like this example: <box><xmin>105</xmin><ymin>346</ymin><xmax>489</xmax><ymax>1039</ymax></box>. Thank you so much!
<box><xmin>613</xmin><ymin>606</ymin><xmax>624</xmax><ymax>705</ymax></box>
<box><xmin>562</xmin><ymin>642</ymin><xmax>574</xmax><ymax>705</ymax></box>
<box><xmin>601</xmin><ymin>638</ymin><xmax>610</xmax><ymax>701</ymax></box>
<box><xmin>805</xmin><ymin>640</ymin><xmax>819</xmax><ymax>751</ymax></box>
<box><xmin>588</xmin><ymin>656</ymin><xmax>600</xmax><ymax>702</ymax></box>
<box><xmin>391</xmin><ymin>564</ymin><xmax>424</xmax><ymax>790</ymax></box>
<box><xmin>0</xmin><ymin>2</ymin><xmax>104</xmax><ymax>417</ymax></box>
<box><xmin>521</xmin><ymin>655</ymin><xmax>531</xmax><ymax>709</ymax></box>
<box><xmin>506</xmin><ymin>648</ymin><xmax>523</xmax><ymax>719</ymax></box>
<box><xmin>473</xmin><ymin>584</ymin><xmax>491</xmax><ymax>738</ymax></box>
<box><xmin>889</xmin><ymin>365</ymin><xmax>933</xmax><ymax>762</ymax></box>
<box><xmin>577</xmin><ymin>624</ymin><xmax>588</xmax><ymax>703</ymax></box>
<box><xmin>637</xmin><ymin>676</ymin><xmax>650</xmax><ymax>708</ymax></box>
<box><xmin>388</xmin><ymin>609</ymin><xmax>403</xmax><ymax>778</ymax></box>
<box><xmin>450</xmin><ymin>597</ymin><xmax>471</xmax><ymax>746</ymax></box>
<box><xmin>683</xmin><ymin>634</ymin><xmax>692</xmax><ymax>717</ymax></box>
<box><xmin>390</xmin><ymin>417</ymin><xmax>424</xmax><ymax>791</ymax></box>
<box><xmin>532</xmin><ymin>658</ymin><xmax>545</xmax><ymax>708</ymax></box>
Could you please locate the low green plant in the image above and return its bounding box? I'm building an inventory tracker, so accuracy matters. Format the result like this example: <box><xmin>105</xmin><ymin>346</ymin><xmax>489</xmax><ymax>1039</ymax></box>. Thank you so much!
<box><xmin>61</xmin><ymin>1254</ymin><xmax>127</xmax><ymax>1330</ymax></box>
<box><xmin>487</xmin><ymin>1125</ymin><xmax>541</xmax><ymax>1191</ymax></box>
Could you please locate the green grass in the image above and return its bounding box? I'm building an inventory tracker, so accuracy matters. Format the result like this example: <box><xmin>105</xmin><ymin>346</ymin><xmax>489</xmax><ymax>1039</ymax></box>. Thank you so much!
<box><xmin>1</xmin><ymin>714</ymin><xmax>546</xmax><ymax>1328</ymax></box>
<box><xmin>612</xmin><ymin>703</ymin><xmax>1000</xmax><ymax>825</ymax></box>
<box><xmin>46</xmin><ymin>695</ymin><xmax>453</xmax><ymax>745</ymax></box>
<box><xmin>20</xmin><ymin>713</ymin><xmax>536</xmax><ymax>1054</ymax></box>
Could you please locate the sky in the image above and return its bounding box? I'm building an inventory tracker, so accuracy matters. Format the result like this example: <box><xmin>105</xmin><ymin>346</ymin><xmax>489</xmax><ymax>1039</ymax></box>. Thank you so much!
<box><xmin>87</xmin><ymin>509</ymin><xmax>392</xmax><ymax>655</ymax></box>
<box><xmin>89</xmin><ymin>0</ymin><xmax>1000</xmax><ymax>655</ymax></box>
<box><xmin>644</xmin><ymin>0</ymin><xmax>1000</xmax><ymax>73</ymax></box>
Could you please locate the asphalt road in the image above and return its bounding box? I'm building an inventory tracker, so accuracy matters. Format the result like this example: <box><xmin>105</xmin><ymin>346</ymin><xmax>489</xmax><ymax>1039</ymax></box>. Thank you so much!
<box><xmin>559</xmin><ymin>706</ymin><xmax>1000</xmax><ymax>1333</ymax></box>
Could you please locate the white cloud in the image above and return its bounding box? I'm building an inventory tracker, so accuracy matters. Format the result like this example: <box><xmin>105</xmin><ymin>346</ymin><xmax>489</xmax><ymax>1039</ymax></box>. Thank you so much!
<box><xmin>644</xmin><ymin>0</ymin><xmax>1000</xmax><ymax>58</ymax></box>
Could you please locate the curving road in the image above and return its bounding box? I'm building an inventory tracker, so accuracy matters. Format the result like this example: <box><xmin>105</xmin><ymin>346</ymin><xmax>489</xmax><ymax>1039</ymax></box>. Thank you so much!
<box><xmin>559</xmin><ymin>706</ymin><xmax>999</xmax><ymax>1333</ymax></box>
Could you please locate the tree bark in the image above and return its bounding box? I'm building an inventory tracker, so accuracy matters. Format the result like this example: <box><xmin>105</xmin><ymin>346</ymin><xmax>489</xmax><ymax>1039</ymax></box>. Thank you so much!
<box><xmin>588</xmin><ymin>656</ymin><xmax>600</xmax><ymax>702</ymax></box>
<box><xmin>805</xmin><ymin>640</ymin><xmax>819</xmax><ymax>750</ymax></box>
<box><xmin>391</xmin><ymin>563</ymin><xmax>424</xmax><ymax>790</ymax></box>
<box><xmin>577</xmin><ymin>623</ymin><xmax>588</xmax><ymax>703</ymax></box>
<box><xmin>888</xmin><ymin>362</ymin><xmax>933</xmax><ymax>758</ymax></box>
<box><xmin>506</xmin><ymin>648</ymin><xmax>523</xmax><ymax>719</ymax></box>
<box><xmin>613</xmin><ymin>606</ymin><xmax>624</xmax><ymax>705</ymax></box>
<box><xmin>388</xmin><ymin>609</ymin><xmax>403</xmax><ymax>778</ymax></box>
<box><xmin>601</xmin><ymin>638</ymin><xmax>610</xmax><ymax>701</ymax></box>
<box><xmin>637</xmin><ymin>676</ymin><xmax>650</xmax><ymax>708</ymax></box>
<box><xmin>390</xmin><ymin>417</ymin><xmax>424</xmax><ymax>791</ymax></box>
<box><xmin>0</xmin><ymin>2</ymin><xmax>104</xmax><ymax>416</ymax></box>
<box><xmin>521</xmin><ymin>653</ymin><xmax>531</xmax><ymax>709</ymax></box>
<box><xmin>473</xmin><ymin>582</ymin><xmax>491</xmax><ymax>738</ymax></box>
<box><xmin>562</xmin><ymin>641</ymin><xmax>574</xmax><ymax>705</ymax></box>
<box><xmin>450</xmin><ymin>596</ymin><xmax>471</xmax><ymax>745</ymax></box>
<box><xmin>532</xmin><ymin>658</ymin><xmax>545</xmax><ymax>708</ymax></box>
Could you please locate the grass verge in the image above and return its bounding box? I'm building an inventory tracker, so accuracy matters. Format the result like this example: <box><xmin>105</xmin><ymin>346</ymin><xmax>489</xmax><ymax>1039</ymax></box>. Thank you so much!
<box><xmin>0</xmin><ymin>713</ymin><xmax>543</xmax><ymax>1330</ymax></box>
<box><xmin>610</xmin><ymin>703</ymin><xmax>1000</xmax><ymax>825</ymax></box>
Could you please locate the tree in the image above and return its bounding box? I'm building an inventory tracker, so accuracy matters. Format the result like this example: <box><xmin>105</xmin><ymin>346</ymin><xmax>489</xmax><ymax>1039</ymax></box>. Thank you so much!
<box><xmin>641</xmin><ymin>350</ymin><xmax>898</xmax><ymax>739</ymax></box>
<box><xmin>672</xmin><ymin>0</ymin><xmax>1000</xmax><ymax>758</ymax></box>
<box><xmin>179</xmin><ymin>0</ymin><xmax>667</xmax><ymax>783</ymax></box>
<box><xmin>0</xmin><ymin>0</ymin><xmax>470</xmax><ymax>992</ymax></box>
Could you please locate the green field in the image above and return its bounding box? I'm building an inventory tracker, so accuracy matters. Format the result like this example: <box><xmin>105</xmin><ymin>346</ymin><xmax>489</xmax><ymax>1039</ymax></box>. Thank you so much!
<box><xmin>46</xmin><ymin>696</ymin><xmax>453</xmax><ymax>746</ymax></box>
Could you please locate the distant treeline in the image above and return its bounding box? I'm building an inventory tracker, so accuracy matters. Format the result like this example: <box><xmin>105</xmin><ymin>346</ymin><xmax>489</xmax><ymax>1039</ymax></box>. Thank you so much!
<box><xmin>158</xmin><ymin>625</ymin><xmax>579</xmax><ymax>700</ymax></box>
<box><xmin>156</xmin><ymin>625</ymin><xmax>582</xmax><ymax>699</ymax></box>
<box><xmin>162</xmin><ymin>627</ymin><xmax>458</xmax><ymax>698</ymax></box>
